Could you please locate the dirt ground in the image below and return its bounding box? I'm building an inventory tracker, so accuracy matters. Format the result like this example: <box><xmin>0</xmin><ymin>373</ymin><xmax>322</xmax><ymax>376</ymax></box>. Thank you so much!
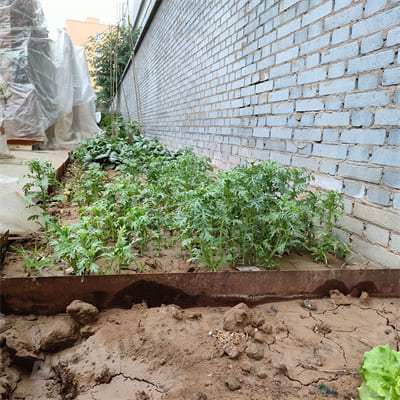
<box><xmin>1</xmin><ymin>291</ymin><xmax>399</xmax><ymax>399</ymax></box>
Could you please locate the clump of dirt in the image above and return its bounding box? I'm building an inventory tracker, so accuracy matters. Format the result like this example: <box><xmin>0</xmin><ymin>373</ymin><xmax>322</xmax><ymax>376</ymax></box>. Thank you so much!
<box><xmin>1</xmin><ymin>294</ymin><xmax>399</xmax><ymax>399</ymax></box>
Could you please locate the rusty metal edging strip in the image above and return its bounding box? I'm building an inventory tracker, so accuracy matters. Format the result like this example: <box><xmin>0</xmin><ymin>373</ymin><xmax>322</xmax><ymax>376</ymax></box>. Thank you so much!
<box><xmin>0</xmin><ymin>230</ymin><xmax>9</xmax><ymax>265</ymax></box>
<box><xmin>1</xmin><ymin>269</ymin><xmax>399</xmax><ymax>315</ymax></box>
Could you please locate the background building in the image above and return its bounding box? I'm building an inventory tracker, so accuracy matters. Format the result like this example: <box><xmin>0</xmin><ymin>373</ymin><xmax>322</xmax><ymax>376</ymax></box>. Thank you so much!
<box><xmin>65</xmin><ymin>17</ymin><xmax>110</xmax><ymax>87</ymax></box>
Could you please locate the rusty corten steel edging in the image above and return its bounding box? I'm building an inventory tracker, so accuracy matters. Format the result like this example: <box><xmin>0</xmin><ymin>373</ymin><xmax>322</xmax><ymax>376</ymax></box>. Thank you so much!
<box><xmin>1</xmin><ymin>269</ymin><xmax>399</xmax><ymax>315</ymax></box>
<box><xmin>0</xmin><ymin>230</ymin><xmax>9</xmax><ymax>265</ymax></box>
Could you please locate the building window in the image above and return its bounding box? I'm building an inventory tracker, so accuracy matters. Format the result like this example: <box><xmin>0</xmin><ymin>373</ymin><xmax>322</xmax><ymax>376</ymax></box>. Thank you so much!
<box><xmin>96</xmin><ymin>33</ymin><xmax>102</xmax><ymax>41</ymax></box>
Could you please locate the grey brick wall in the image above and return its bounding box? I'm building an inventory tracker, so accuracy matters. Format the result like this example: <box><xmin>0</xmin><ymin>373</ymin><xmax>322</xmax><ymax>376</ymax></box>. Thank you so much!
<box><xmin>115</xmin><ymin>0</ymin><xmax>400</xmax><ymax>268</ymax></box>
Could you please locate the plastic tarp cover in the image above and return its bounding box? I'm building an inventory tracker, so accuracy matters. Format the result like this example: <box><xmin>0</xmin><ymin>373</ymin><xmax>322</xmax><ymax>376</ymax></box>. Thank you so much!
<box><xmin>0</xmin><ymin>0</ymin><xmax>99</xmax><ymax>144</ymax></box>
<box><xmin>45</xmin><ymin>31</ymin><xmax>99</xmax><ymax>149</ymax></box>
<box><xmin>0</xmin><ymin>0</ymin><xmax>56</xmax><ymax>140</ymax></box>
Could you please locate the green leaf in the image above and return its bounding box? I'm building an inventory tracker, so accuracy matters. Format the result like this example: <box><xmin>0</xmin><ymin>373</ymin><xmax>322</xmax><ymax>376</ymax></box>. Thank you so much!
<box><xmin>358</xmin><ymin>344</ymin><xmax>400</xmax><ymax>400</ymax></box>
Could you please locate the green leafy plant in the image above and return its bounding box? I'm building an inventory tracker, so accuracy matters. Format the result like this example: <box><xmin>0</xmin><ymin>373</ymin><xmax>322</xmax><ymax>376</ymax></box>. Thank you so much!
<box><xmin>21</xmin><ymin>159</ymin><xmax>62</xmax><ymax>241</ymax></box>
<box><xmin>11</xmin><ymin>243</ymin><xmax>52</xmax><ymax>276</ymax></box>
<box><xmin>358</xmin><ymin>344</ymin><xmax>400</xmax><ymax>400</ymax></box>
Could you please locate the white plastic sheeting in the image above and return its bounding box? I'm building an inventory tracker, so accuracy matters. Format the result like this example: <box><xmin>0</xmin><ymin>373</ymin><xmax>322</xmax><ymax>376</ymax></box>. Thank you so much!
<box><xmin>0</xmin><ymin>0</ymin><xmax>99</xmax><ymax>145</ymax></box>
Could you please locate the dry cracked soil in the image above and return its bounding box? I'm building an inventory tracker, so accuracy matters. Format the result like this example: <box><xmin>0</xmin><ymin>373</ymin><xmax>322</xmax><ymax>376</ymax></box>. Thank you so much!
<box><xmin>1</xmin><ymin>291</ymin><xmax>399</xmax><ymax>400</ymax></box>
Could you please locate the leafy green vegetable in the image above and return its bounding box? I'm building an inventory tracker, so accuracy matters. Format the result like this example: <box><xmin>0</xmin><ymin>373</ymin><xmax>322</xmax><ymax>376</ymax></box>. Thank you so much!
<box><xmin>358</xmin><ymin>344</ymin><xmax>400</xmax><ymax>400</ymax></box>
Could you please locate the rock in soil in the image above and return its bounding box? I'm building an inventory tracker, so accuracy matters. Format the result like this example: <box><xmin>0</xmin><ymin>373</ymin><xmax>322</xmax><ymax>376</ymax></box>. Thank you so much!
<box><xmin>66</xmin><ymin>300</ymin><xmax>99</xmax><ymax>325</ymax></box>
<box><xmin>225</xmin><ymin>376</ymin><xmax>241</xmax><ymax>391</ymax></box>
<box><xmin>245</xmin><ymin>342</ymin><xmax>264</xmax><ymax>360</ymax></box>
<box><xmin>40</xmin><ymin>315</ymin><xmax>78</xmax><ymax>352</ymax></box>
<box><xmin>223</xmin><ymin>303</ymin><xmax>253</xmax><ymax>332</ymax></box>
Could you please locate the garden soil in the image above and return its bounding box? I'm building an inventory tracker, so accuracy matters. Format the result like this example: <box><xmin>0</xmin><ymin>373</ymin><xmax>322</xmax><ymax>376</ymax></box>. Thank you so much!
<box><xmin>1</xmin><ymin>292</ymin><xmax>399</xmax><ymax>399</ymax></box>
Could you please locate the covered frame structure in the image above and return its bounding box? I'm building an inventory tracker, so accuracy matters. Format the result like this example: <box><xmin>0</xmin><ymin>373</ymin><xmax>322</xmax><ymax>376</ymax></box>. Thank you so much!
<box><xmin>0</xmin><ymin>0</ymin><xmax>99</xmax><ymax>147</ymax></box>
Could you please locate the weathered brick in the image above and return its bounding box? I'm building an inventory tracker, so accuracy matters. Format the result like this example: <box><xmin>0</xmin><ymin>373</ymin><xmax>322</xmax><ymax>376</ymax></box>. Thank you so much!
<box><xmin>313</xmin><ymin>143</ymin><xmax>347</xmax><ymax>159</ymax></box>
<box><xmin>388</xmin><ymin>129</ymin><xmax>400</xmax><ymax>146</ymax></box>
<box><xmin>351</xmin><ymin>237</ymin><xmax>400</xmax><ymax>269</ymax></box>
<box><xmin>255</xmin><ymin>80</ymin><xmax>273</xmax><ymax>93</ymax></box>
<box><xmin>353</xmin><ymin>203</ymin><xmax>400</xmax><ymax>231</ymax></box>
<box><xmin>319</xmin><ymin>77</ymin><xmax>355</xmax><ymax>95</ymax></box>
<box><xmin>392</xmin><ymin>233</ymin><xmax>400</xmax><ymax>253</ymax></box>
<box><xmin>321</xmin><ymin>42</ymin><xmax>359</xmax><ymax>64</ymax></box>
<box><xmin>394</xmin><ymin>193</ymin><xmax>400</xmax><ymax>210</ymax></box>
<box><xmin>277</xmin><ymin>18</ymin><xmax>301</xmax><ymax>38</ymax></box>
<box><xmin>344</xmin><ymin>181</ymin><xmax>365</xmax><ymax>199</ymax></box>
<box><xmin>296</xmin><ymin>98</ymin><xmax>324</xmax><ymax>111</ymax></box>
<box><xmin>347</xmin><ymin>50</ymin><xmax>395</xmax><ymax>73</ymax></box>
<box><xmin>361</xmin><ymin>32</ymin><xmax>383</xmax><ymax>54</ymax></box>
<box><xmin>325</xmin><ymin>96</ymin><xmax>343</xmax><ymax>111</ymax></box>
<box><xmin>268</xmin><ymin>88</ymin><xmax>289</xmax><ymax>102</ymax></box>
<box><xmin>342</xmin><ymin>215</ymin><xmax>364</xmax><ymax>235</ymax></box>
<box><xmin>298</xmin><ymin>67</ymin><xmax>327</xmax><ymax>84</ymax></box>
<box><xmin>270</xmin><ymin>152</ymin><xmax>292</xmax><ymax>165</ymax></box>
<box><xmin>276</xmin><ymin>46</ymin><xmax>299</xmax><ymax>64</ymax></box>
<box><xmin>270</xmin><ymin>127</ymin><xmax>292</xmax><ymax>138</ymax></box>
<box><xmin>293</xmin><ymin>128</ymin><xmax>322</xmax><ymax>141</ymax></box>
<box><xmin>382</xmin><ymin>67</ymin><xmax>400</xmax><ymax>86</ymax></box>
<box><xmin>312</xmin><ymin>174</ymin><xmax>343</xmax><ymax>192</ymax></box>
<box><xmin>352</xmin><ymin>7</ymin><xmax>400</xmax><ymax>38</ymax></box>
<box><xmin>328</xmin><ymin>62</ymin><xmax>345</xmax><ymax>78</ymax></box>
<box><xmin>323</xmin><ymin>129</ymin><xmax>339</xmax><ymax>142</ymax></box>
<box><xmin>344</xmin><ymin>91</ymin><xmax>390</xmax><ymax>109</ymax></box>
<box><xmin>300</xmin><ymin>114</ymin><xmax>314</xmax><ymax>126</ymax></box>
<box><xmin>302</xmin><ymin>0</ymin><xmax>332</xmax><ymax>26</ymax></box>
<box><xmin>387</xmin><ymin>26</ymin><xmax>400</xmax><ymax>47</ymax></box>
<box><xmin>365</xmin><ymin>0</ymin><xmax>387</xmax><ymax>16</ymax></box>
<box><xmin>338</xmin><ymin>164</ymin><xmax>382</xmax><ymax>183</ymax></box>
<box><xmin>291</xmin><ymin>155</ymin><xmax>319</xmax><ymax>170</ymax></box>
<box><xmin>348</xmin><ymin>146</ymin><xmax>370</xmax><ymax>162</ymax></box>
<box><xmin>299</xmin><ymin>33</ymin><xmax>330</xmax><ymax>55</ymax></box>
<box><xmin>272</xmin><ymin>102</ymin><xmax>295</xmax><ymax>114</ymax></box>
<box><xmin>325</xmin><ymin>3</ymin><xmax>363</xmax><ymax>30</ymax></box>
<box><xmin>351</xmin><ymin>111</ymin><xmax>373</xmax><ymax>127</ymax></box>
<box><xmin>320</xmin><ymin>159</ymin><xmax>337</xmax><ymax>175</ymax></box>
<box><xmin>375</xmin><ymin>109</ymin><xmax>400</xmax><ymax>126</ymax></box>
<box><xmin>367</xmin><ymin>188</ymin><xmax>391</xmax><ymax>206</ymax></box>
<box><xmin>306</xmin><ymin>53</ymin><xmax>320</xmax><ymax>69</ymax></box>
<box><xmin>341</xmin><ymin>129</ymin><xmax>386</xmax><ymax>145</ymax></box>
<box><xmin>383</xmin><ymin>169</ymin><xmax>400</xmax><ymax>189</ymax></box>
<box><xmin>358</xmin><ymin>73</ymin><xmax>379</xmax><ymax>90</ymax></box>
<box><xmin>314</xmin><ymin>112</ymin><xmax>349</xmax><ymax>127</ymax></box>
<box><xmin>331</xmin><ymin>26</ymin><xmax>349</xmax><ymax>44</ymax></box>
<box><xmin>253</xmin><ymin>127</ymin><xmax>270</xmax><ymax>137</ymax></box>
<box><xmin>333</xmin><ymin>0</ymin><xmax>351</xmax><ymax>11</ymax></box>
<box><xmin>365</xmin><ymin>224</ymin><xmax>390</xmax><ymax>247</ymax></box>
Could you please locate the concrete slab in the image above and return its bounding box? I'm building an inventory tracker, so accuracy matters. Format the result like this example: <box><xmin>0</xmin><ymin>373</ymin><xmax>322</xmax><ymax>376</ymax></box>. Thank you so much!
<box><xmin>0</xmin><ymin>149</ymin><xmax>70</xmax><ymax>235</ymax></box>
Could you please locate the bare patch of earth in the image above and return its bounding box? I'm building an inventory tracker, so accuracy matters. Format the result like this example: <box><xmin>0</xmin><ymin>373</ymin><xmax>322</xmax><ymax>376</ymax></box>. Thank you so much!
<box><xmin>1</xmin><ymin>291</ymin><xmax>398</xmax><ymax>399</ymax></box>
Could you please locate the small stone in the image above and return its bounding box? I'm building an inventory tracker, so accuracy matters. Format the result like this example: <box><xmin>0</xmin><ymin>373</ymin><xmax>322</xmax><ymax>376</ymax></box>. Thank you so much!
<box><xmin>302</xmin><ymin>300</ymin><xmax>317</xmax><ymax>310</ymax></box>
<box><xmin>224</xmin><ymin>344</ymin><xmax>241</xmax><ymax>360</ymax></box>
<box><xmin>241</xmin><ymin>360</ymin><xmax>253</xmax><ymax>373</ymax></box>
<box><xmin>359</xmin><ymin>291</ymin><xmax>369</xmax><ymax>305</ymax></box>
<box><xmin>223</xmin><ymin>303</ymin><xmax>253</xmax><ymax>333</ymax></box>
<box><xmin>80</xmin><ymin>325</ymin><xmax>98</xmax><ymax>338</ymax></box>
<box><xmin>136</xmin><ymin>390</ymin><xmax>150</xmax><ymax>400</ymax></box>
<box><xmin>256</xmin><ymin>368</ymin><xmax>268</xmax><ymax>379</ymax></box>
<box><xmin>225</xmin><ymin>376</ymin><xmax>241</xmax><ymax>391</ymax></box>
<box><xmin>66</xmin><ymin>300</ymin><xmax>99</xmax><ymax>325</ymax></box>
<box><xmin>169</xmin><ymin>305</ymin><xmax>184</xmax><ymax>320</ymax></box>
<box><xmin>254</xmin><ymin>331</ymin><xmax>264</xmax><ymax>343</ymax></box>
<box><xmin>385</xmin><ymin>328</ymin><xmax>392</xmax><ymax>335</ymax></box>
<box><xmin>40</xmin><ymin>316</ymin><xmax>78</xmax><ymax>352</ymax></box>
<box><xmin>196</xmin><ymin>393</ymin><xmax>207</xmax><ymax>400</ymax></box>
<box><xmin>187</xmin><ymin>312</ymin><xmax>202</xmax><ymax>320</ymax></box>
<box><xmin>245</xmin><ymin>342</ymin><xmax>264</xmax><ymax>360</ymax></box>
